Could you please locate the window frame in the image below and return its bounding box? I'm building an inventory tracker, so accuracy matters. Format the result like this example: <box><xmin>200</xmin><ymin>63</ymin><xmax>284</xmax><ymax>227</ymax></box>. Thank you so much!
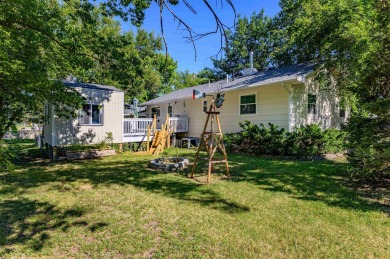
<box><xmin>79</xmin><ymin>103</ymin><xmax>103</xmax><ymax>126</ymax></box>
<box><xmin>168</xmin><ymin>104</ymin><xmax>173</xmax><ymax>117</ymax></box>
<box><xmin>339</xmin><ymin>108</ymin><xmax>346</xmax><ymax>118</ymax></box>
<box><xmin>203</xmin><ymin>100</ymin><xmax>208</xmax><ymax>113</ymax></box>
<box><xmin>151</xmin><ymin>106</ymin><xmax>160</xmax><ymax>118</ymax></box>
<box><xmin>307</xmin><ymin>94</ymin><xmax>317</xmax><ymax>115</ymax></box>
<box><xmin>239</xmin><ymin>93</ymin><xmax>257</xmax><ymax>116</ymax></box>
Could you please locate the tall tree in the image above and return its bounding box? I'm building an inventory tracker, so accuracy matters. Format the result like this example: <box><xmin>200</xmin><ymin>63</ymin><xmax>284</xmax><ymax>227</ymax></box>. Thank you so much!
<box><xmin>0</xmin><ymin>0</ymin><xmax>237</xmax><ymax>140</ymax></box>
<box><xmin>271</xmin><ymin>0</ymin><xmax>389</xmax><ymax>179</ymax></box>
<box><xmin>0</xmin><ymin>0</ymin><xmax>180</xmax><ymax>140</ymax></box>
<box><xmin>213</xmin><ymin>10</ymin><xmax>272</xmax><ymax>74</ymax></box>
<box><xmin>0</xmin><ymin>0</ymin><xmax>85</xmax><ymax>138</ymax></box>
<box><xmin>197</xmin><ymin>67</ymin><xmax>225</xmax><ymax>83</ymax></box>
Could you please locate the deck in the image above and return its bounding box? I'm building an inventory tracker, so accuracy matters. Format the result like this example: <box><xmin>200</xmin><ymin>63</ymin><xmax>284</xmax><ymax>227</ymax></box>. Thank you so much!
<box><xmin>123</xmin><ymin>117</ymin><xmax>188</xmax><ymax>142</ymax></box>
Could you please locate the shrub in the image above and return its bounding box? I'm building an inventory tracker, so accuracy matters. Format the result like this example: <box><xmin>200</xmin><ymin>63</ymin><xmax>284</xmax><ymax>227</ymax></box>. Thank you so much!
<box><xmin>224</xmin><ymin>121</ymin><xmax>347</xmax><ymax>157</ymax></box>
<box><xmin>344</xmin><ymin>115</ymin><xmax>389</xmax><ymax>181</ymax></box>
<box><xmin>0</xmin><ymin>140</ymin><xmax>15</xmax><ymax>172</ymax></box>
<box><xmin>323</xmin><ymin>128</ymin><xmax>347</xmax><ymax>154</ymax></box>
<box><xmin>285</xmin><ymin>124</ymin><xmax>325</xmax><ymax>156</ymax></box>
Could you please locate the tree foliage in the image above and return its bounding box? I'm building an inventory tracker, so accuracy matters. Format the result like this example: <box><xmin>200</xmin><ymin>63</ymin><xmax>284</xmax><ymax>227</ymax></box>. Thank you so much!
<box><xmin>213</xmin><ymin>10</ymin><xmax>272</xmax><ymax>74</ymax></box>
<box><xmin>213</xmin><ymin>0</ymin><xmax>388</xmax><ymax>179</ymax></box>
<box><xmin>0</xmin><ymin>0</ymin><xmax>179</xmax><ymax>140</ymax></box>
<box><xmin>273</xmin><ymin>0</ymin><xmax>389</xmax><ymax>179</ymax></box>
<box><xmin>0</xmin><ymin>0</ymin><xmax>85</xmax><ymax>138</ymax></box>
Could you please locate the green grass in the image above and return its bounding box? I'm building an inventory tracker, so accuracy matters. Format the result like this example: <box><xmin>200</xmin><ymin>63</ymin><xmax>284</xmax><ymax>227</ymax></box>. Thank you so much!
<box><xmin>1</xmin><ymin>141</ymin><xmax>389</xmax><ymax>258</ymax></box>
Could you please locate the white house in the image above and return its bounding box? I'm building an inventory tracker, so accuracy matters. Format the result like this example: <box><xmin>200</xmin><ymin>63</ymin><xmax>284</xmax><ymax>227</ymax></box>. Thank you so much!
<box><xmin>141</xmin><ymin>63</ymin><xmax>348</xmax><ymax>138</ymax></box>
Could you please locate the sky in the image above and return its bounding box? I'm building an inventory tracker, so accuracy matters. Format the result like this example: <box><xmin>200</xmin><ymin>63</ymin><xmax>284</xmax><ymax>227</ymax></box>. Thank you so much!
<box><xmin>119</xmin><ymin>1</ymin><xmax>281</xmax><ymax>73</ymax></box>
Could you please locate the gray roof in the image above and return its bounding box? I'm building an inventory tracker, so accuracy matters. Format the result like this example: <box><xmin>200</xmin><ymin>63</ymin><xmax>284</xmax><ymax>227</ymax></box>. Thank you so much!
<box><xmin>63</xmin><ymin>81</ymin><xmax>123</xmax><ymax>92</ymax></box>
<box><xmin>142</xmin><ymin>63</ymin><xmax>316</xmax><ymax>106</ymax></box>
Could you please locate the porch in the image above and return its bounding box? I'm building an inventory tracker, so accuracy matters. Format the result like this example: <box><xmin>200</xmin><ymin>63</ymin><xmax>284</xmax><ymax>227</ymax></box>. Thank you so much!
<box><xmin>123</xmin><ymin>117</ymin><xmax>188</xmax><ymax>142</ymax></box>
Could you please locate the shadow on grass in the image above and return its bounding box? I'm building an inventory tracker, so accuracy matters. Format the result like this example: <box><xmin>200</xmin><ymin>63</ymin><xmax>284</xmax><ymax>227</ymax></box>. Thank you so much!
<box><xmin>227</xmin><ymin>155</ymin><xmax>388</xmax><ymax>213</ymax></box>
<box><xmin>0</xmin><ymin>198</ymin><xmax>87</xmax><ymax>255</ymax></box>
<box><xmin>4</xmin><ymin>147</ymin><xmax>387</xmax><ymax>226</ymax></box>
<box><xmin>4</xmin><ymin>149</ymin><xmax>250</xmax><ymax>215</ymax></box>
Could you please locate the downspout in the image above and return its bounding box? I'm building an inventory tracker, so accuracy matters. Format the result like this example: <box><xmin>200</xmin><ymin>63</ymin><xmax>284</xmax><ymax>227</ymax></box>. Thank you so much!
<box><xmin>282</xmin><ymin>83</ymin><xmax>293</xmax><ymax>132</ymax></box>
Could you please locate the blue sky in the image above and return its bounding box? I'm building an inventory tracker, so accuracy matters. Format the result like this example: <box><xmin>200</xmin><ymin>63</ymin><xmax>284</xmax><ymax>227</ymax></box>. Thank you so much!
<box><xmin>119</xmin><ymin>1</ymin><xmax>281</xmax><ymax>73</ymax></box>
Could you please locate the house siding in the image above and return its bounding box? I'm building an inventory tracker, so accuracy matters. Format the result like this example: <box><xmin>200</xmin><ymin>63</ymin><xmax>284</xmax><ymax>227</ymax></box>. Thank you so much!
<box><xmin>146</xmin><ymin>83</ymin><xmax>291</xmax><ymax>137</ymax></box>
<box><xmin>44</xmin><ymin>88</ymin><xmax>124</xmax><ymax>146</ymax></box>
<box><xmin>290</xmin><ymin>79</ymin><xmax>348</xmax><ymax>130</ymax></box>
<box><xmin>143</xmin><ymin>78</ymin><xmax>348</xmax><ymax>139</ymax></box>
<box><xmin>216</xmin><ymin>83</ymin><xmax>290</xmax><ymax>135</ymax></box>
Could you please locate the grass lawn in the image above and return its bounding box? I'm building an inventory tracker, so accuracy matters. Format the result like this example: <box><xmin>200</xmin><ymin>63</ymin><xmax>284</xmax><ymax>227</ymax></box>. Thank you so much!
<box><xmin>1</xmin><ymin>141</ymin><xmax>389</xmax><ymax>258</ymax></box>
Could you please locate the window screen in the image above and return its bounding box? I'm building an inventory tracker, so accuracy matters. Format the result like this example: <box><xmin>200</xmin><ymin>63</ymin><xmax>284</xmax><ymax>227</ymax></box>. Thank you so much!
<box><xmin>151</xmin><ymin>107</ymin><xmax>160</xmax><ymax>118</ymax></box>
<box><xmin>240</xmin><ymin>94</ymin><xmax>256</xmax><ymax>114</ymax></box>
<box><xmin>79</xmin><ymin>104</ymin><xmax>102</xmax><ymax>125</ymax></box>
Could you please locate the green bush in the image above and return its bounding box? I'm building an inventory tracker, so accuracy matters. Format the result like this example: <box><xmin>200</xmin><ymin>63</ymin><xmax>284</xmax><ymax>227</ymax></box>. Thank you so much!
<box><xmin>224</xmin><ymin>121</ymin><xmax>347</xmax><ymax>157</ymax></box>
<box><xmin>323</xmin><ymin>128</ymin><xmax>347</xmax><ymax>154</ymax></box>
<box><xmin>285</xmin><ymin>124</ymin><xmax>325</xmax><ymax>156</ymax></box>
<box><xmin>0</xmin><ymin>140</ymin><xmax>15</xmax><ymax>172</ymax></box>
<box><xmin>345</xmin><ymin>115</ymin><xmax>389</xmax><ymax>181</ymax></box>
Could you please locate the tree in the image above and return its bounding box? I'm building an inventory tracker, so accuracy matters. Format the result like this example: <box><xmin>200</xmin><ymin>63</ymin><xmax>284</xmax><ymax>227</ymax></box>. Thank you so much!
<box><xmin>0</xmin><ymin>0</ymin><xmax>86</xmax><ymax>138</ymax></box>
<box><xmin>171</xmin><ymin>70</ymin><xmax>203</xmax><ymax>90</ymax></box>
<box><xmin>70</xmin><ymin>17</ymin><xmax>178</xmax><ymax>102</ymax></box>
<box><xmin>271</xmin><ymin>0</ymin><xmax>389</xmax><ymax>180</ymax></box>
<box><xmin>1</xmin><ymin>0</ymin><xmax>238</xmax><ymax>141</ymax></box>
<box><xmin>100</xmin><ymin>0</ymin><xmax>236</xmax><ymax>59</ymax></box>
<box><xmin>197</xmin><ymin>67</ymin><xmax>225</xmax><ymax>83</ymax></box>
<box><xmin>213</xmin><ymin>10</ymin><xmax>272</xmax><ymax>75</ymax></box>
<box><xmin>0</xmin><ymin>0</ymin><xmax>182</xmax><ymax>141</ymax></box>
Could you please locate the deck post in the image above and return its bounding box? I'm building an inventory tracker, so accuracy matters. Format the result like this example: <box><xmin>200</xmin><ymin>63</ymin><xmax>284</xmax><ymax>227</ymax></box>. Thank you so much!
<box><xmin>153</xmin><ymin>114</ymin><xmax>157</xmax><ymax>133</ymax></box>
<box><xmin>166</xmin><ymin>114</ymin><xmax>170</xmax><ymax>148</ymax></box>
<box><xmin>147</xmin><ymin>124</ymin><xmax>151</xmax><ymax>152</ymax></box>
<box><xmin>52</xmin><ymin>146</ymin><xmax>58</xmax><ymax>161</ymax></box>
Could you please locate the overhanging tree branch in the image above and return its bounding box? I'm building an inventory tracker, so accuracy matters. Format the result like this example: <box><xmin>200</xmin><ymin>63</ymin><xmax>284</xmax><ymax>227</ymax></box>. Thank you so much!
<box><xmin>0</xmin><ymin>19</ymin><xmax>104</xmax><ymax>63</ymax></box>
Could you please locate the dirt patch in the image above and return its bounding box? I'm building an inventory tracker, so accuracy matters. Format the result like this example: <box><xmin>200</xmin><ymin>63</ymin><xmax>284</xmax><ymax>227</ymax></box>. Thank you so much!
<box><xmin>139</xmin><ymin>221</ymin><xmax>163</xmax><ymax>258</ymax></box>
<box><xmin>143</xmin><ymin>221</ymin><xmax>162</xmax><ymax>233</ymax></box>
<box><xmin>79</xmin><ymin>184</ymin><xmax>93</xmax><ymax>191</ymax></box>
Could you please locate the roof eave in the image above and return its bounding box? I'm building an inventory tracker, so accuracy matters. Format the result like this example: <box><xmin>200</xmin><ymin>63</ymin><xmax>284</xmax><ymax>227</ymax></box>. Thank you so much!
<box><xmin>141</xmin><ymin>76</ymin><xmax>307</xmax><ymax>106</ymax></box>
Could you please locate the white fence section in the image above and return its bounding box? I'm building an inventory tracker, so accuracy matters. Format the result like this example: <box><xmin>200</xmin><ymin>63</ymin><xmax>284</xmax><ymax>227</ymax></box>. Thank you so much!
<box><xmin>123</xmin><ymin>118</ymin><xmax>153</xmax><ymax>136</ymax></box>
<box><xmin>123</xmin><ymin>117</ymin><xmax>189</xmax><ymax>137</ymax></box>
<box><xmin>169</xmin><ymin>117</ymin><xmax>188</xmax><ymax>133</ymax></box>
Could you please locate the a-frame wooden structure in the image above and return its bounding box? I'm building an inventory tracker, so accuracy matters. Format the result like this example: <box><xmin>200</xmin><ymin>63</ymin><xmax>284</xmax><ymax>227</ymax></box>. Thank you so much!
<box><xmin>146</xmin><ymin>114</ymin><xmax>170</xmax><ymax>156</ymax></box>
<box><xmin>191</xmin><ymin>102</ymin><xmax>229</xmax><ymax>183</ymax></box>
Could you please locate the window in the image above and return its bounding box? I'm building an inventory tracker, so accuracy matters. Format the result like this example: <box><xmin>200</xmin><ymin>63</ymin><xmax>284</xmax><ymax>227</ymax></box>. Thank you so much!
<box><xmin>168</xmin><ymin>105</ymin><xmax>173</xmax><ymax>117</ymax></box>
<box><xmin>151</xmin><ymin>107</ymin><xmax>160</xmax><ymax>118</ymax></box>
<box><xmin>308</xmin><ymin>94</ymin><xmax>317</xmax><ymax>114</ymax></box>
<box><xmin>79</xmin><ymin>104</ymin><xmax>102</xmax><ymax>125</ymax></box>
<box><xmin>339</xmin><ymin>108</ymin><xmax>345</xmax><ymax>118</ymax></box>
<box><xmin>203</xmin><ymin>100</ymin><xmax>207</xmax><ymax>113</ymax></box>
<box><xmin>240</xmin><ymin>94</ymin><xmax>256</xmax><ymax>115</ymax></box>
